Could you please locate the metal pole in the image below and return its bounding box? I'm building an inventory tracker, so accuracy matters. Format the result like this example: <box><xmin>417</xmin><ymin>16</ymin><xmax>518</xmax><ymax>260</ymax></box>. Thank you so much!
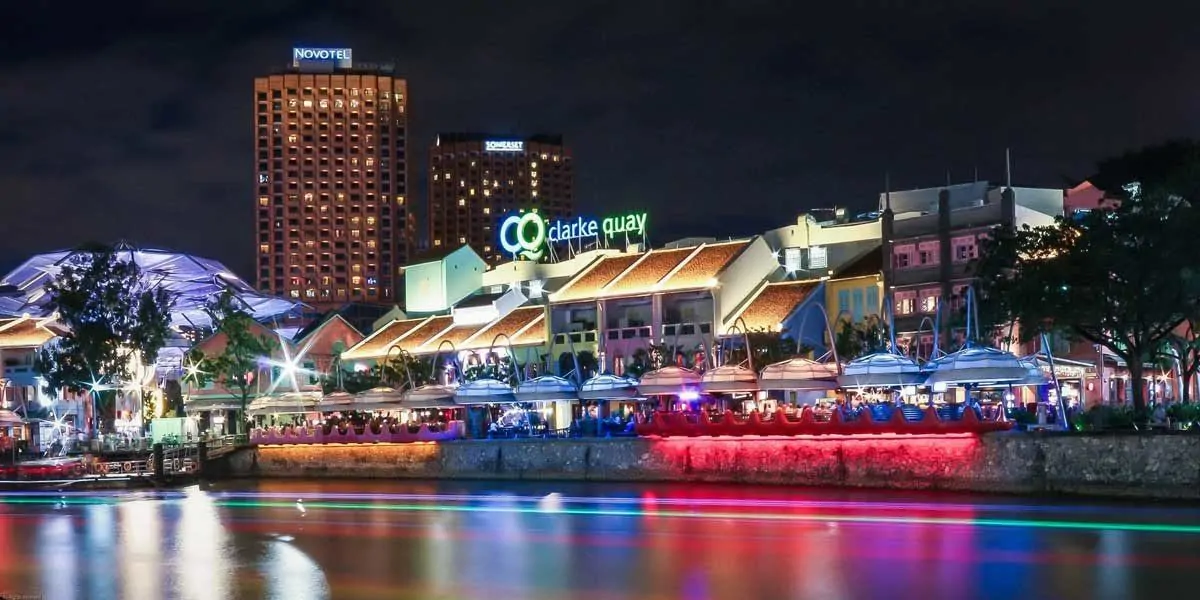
<box><xmin>1041</xmin><ymin>333</ymin><xmax>1068</xmax><ymax>430</ymax></box>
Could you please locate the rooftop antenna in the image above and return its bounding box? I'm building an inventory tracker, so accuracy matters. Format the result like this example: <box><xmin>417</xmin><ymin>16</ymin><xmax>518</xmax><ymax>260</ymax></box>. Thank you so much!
<box><xmin>946</xmin><ymin>169</ymin><xmax>952</xmax><ymax>187</ymax></box>
<box><xmin>884</xmin><ymin>172</ymin><xmax>892</xmax><ymax>210</ymax></box>
<box><xmin>1005</xmin><ymin>148</ymin><xmax>1013</xmax><ymax>189</ymax></box>
<box><xmin>973</xmin><ymin>166</ymin><xmax>979</xmax><ymax>182</ymax></box>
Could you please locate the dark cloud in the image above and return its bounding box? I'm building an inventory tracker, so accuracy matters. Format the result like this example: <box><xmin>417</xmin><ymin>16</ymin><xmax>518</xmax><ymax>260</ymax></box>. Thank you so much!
<box><xmin>2</xmin><ymin>0</ymin><xmax>1199</xmax><ymax>279</ymax></box>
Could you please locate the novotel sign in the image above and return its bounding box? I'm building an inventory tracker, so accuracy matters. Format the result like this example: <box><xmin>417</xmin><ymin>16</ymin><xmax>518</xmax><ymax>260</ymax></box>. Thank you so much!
<box><xmin>484</xmin><ymin>140</ymin><xmax>525</xmax><ymax>152</ymax></box>
<box><xmin>292</xmin><ymin>47</ymin><xmax>353</xmax><ymax>68</ymax></box>
<box><xmin>499</xmin><ymin>211</ymin><xmax>648</xmax><ymax>261</ymax></box>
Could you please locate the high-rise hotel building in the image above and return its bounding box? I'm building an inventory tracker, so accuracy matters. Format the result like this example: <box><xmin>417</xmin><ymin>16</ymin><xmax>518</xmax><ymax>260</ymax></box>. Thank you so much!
<box><xmin>254</xmin><ymin>48</ymin><xmax>409</xmax><ymax>308</ymax></box>
<box><xmin>428</xmin><ymin>134</ymin><xmax>573</xmax><ymax>264</ymax></box>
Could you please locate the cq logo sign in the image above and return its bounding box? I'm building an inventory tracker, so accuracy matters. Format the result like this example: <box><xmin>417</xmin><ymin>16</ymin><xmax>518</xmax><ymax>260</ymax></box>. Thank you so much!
<box><xmin>499</xmin><ymin>213</ymin><xmax>546</xmax><ymax>261</ymax></box>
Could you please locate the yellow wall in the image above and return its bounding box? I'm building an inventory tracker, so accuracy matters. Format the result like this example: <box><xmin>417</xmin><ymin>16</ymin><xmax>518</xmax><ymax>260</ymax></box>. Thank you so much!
<box><xmin>824</xmin><ymin>274</ymin><xmax>883</xmax><ymax>325</ymax></box>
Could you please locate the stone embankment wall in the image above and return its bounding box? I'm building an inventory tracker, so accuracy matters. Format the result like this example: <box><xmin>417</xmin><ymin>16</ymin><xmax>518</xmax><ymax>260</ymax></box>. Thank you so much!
<box><xmin>215</xmin><ymin>433</ymin><xmax>1200</xmax><ymax>499</ymax></box>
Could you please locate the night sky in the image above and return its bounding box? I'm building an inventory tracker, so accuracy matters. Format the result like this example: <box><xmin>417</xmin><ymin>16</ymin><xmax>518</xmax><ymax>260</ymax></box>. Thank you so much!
<box><xmin>3</xmin><ymin>2</ymin><xmax>1198</xmax><ymax>280</ymax></box>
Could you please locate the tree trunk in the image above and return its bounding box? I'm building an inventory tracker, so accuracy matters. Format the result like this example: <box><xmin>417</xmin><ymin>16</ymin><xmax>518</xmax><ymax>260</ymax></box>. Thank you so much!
<box><xmin>238</xmin><ymin>393</ymin><xmax>249</xmax><ymax>436</ymax></box>
<box><xmin>1184</xmin><ymin>370</ymin><xmax>1195</xmax><ymax>404</ymax></box>
<box><xmin>1127</xmin><ymin>361</ymin><xmax>1147</xmax><ymax>413</ymax></box>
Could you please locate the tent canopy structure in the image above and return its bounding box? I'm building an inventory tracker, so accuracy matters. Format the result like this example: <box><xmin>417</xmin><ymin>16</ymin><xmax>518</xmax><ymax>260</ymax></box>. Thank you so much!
<box><xmin>0</xmin><ymin>244</ymin><xmax>301</xmax><ymax>329</ymax></box>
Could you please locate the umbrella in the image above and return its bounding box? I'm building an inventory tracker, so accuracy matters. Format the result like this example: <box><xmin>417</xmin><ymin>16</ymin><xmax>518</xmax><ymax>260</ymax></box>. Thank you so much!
<box><xmin>923</xmin><ymin>345</ymin><xmax>1028</xmax><ymax>388</ymax></box>
<box><xmin>454</xmin><ymin>378</ymin><xmax>516</xmax><ymax>405</ymax></box>
<box><xmin>579</xmin><ymin>374</ymin><xmax>640</xmax><ymax>401</ymax></box>
<box><xmin>759</xmin><ymin>357</ymin><xmax>840</xmax><ymax>391</ymax></box>
<box><xmin>700</xmin><ymin>365</ymin><xmax>760</xmax><ymax>394</ymax></box>
<box><xmin>515</xmin><ymin>375</ymin><xmax>579</xmax><ymax>403</ymax></box>
<box><xmin>637</xmin><ymin>366</ymin><xmax>701</xmax><ymax>396</ymax></box>
<box><xmin>837</xmin><ymin>352</ymin><xmax>924</xmax><ymax>389</ymax></box>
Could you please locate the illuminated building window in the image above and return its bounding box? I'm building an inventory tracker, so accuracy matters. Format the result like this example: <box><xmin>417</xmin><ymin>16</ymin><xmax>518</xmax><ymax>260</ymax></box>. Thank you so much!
<box><xmin>459</xmin><ymin>237</ymin><xmax>466</xmax><ymax>244</ymax></box>
<box><xmin>287</xmin><ymin>134</ymin><xmax>298</xmax><ymax>143</ymax></box>
<box><xmin>531</xmin><ymin>162</ymin><xmax>538</xmax><ymax>168</ymax></box>
<box><xmin>483</xmin><ymin>189</ymin><xmax>491</xmax><ymax>197</ymax></box>
<box><xmin>302</xmin><ymin>100</ymin><xmax>313</xmax><ymax>108</ymax></box>
<box><xmin>484</xmin><ymin>246</ymin><xmax>491</xmax><ymax>252</ymax></box>
<box><xmin>532</xmin><ymin>191</ymin><xmax>539</xmax><ymax>198</ymax></box>
<box><xmin>351</xmin><ymin>276</ymin><xmax>362</xmax><ymax>285</ymax></box>
<box><xmin>458</xmin><ymin>198</ymin><xmax>466</xmax><ymax>206</ymax></box>
<box><xmin>434</xmin><ymin>239</ymin><xmax>442</xmax><ymax>246</ymax></box>
<box><xmin>530</xmin><ymin>171</ymin><xmax>538</xmax><ymax>178</ymax></box>
<box><xmin>351</xmin><ymin>229</ymin><xmax>361</xmax><ymax>238</ymax></box>
<box><xmin>540</xmin><ymin>154</ymin><xmax>548</xmax><ymax>160</ymax></box>
<box><xmin>433</xmin><ymin>174</ymin><xmax>439</xmax><ymax>181</ymax></box>
<box><xmin>259</xmin><ymin>244</ymin><xmax>269</xmax><ymax>253</ymax></box>
<box><xmin>289</xmin><ymin>290</ymin><xmax>300</xmax><ymax>298</ymax></box>
<box><xmin>303</xmin><ymin>192</ymin><xmax>314</xmax><ymax>202</ymax></box>
<box><xmin>259</xmin><ymin>197</ymin><xmax>269</xmax><ymax>206</ymax></box>
<box><xmin>367</xmin><ymin>240</ymin><xmax>376</xmax><ymax>249</ymax></box>
<box><xmin>366</xmin><ymin>216</ymin><xmax>375</xmax><ymax>225</ymax></box>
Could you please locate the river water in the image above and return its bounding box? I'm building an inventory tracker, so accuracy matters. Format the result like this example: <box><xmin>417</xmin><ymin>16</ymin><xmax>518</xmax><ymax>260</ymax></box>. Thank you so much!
<box><xmin>1</xmin><ymin>479</ymin><xmax>1198</xmax><ymax>599</ymax></box>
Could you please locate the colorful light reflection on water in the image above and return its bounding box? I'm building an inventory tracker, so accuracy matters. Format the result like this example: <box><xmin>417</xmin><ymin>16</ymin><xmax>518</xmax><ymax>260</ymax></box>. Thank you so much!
<box><xmin>0</xmin><ymin>481</ymin><xmax>1198</xmax><ymax>599</ymax></box>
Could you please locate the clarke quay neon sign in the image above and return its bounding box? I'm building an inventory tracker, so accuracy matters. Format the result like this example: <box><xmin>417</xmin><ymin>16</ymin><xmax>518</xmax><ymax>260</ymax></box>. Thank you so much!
<box><xmin>499</xmin><ymin>212</ymin><xmax>648</xmax><ymax>261</ymax></box>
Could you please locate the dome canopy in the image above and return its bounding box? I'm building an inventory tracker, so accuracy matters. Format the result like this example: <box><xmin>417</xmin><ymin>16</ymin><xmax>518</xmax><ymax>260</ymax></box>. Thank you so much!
<box><xmin>0</xmin><ymin>245</ymin><xmax>300</xmax><ymax>329</ymax></box>
<box><xmin>248</xmin><ymin>391</ymin><xmax>320</xmax><ymax>415</ymax></box>
<box><xmin>579</xmin><ymin>374</ymin><xmax>640</xmax><ymax>400</ymax></box>
<box><xmin>977</xmin><ymin>359</ymin><xmax>1050</xmax><ymax>389</ymax></box>
<box><xmin>353</xmin><ymin>386</ymin><xmax>405</xmax><ymax>410</ymax></box>
<box><xmin>759</xmin><ymin>357</ymin><xmax>840</xmax><ymax>391</ymax></box>
<box><xmin>700</xmin><ymin>365</ymin><xmax>759</xmax><ymax>393</ymax></box>
<box><xmin>454</xmin><ymin>378</ymin><xmax>516</xmax><ymax>405</ymax></box>
<box><xmin>515</xmin><ymin>375</ymin><xmax>578</xmax><ymax>403</ymax></box>
<box><xmin>837</xmin><ymin>352</ymin><xmax>924</xmax><ymax>388</ymax></box>
<box><xmin>321</xmin><ymin>390</ymin><xmax>355</xmax><ymax>410</ymax></box>
<box><xmin>637</xmin><ymin>366</ymin><xmax>701</xmax><ymax>396</ymax></box>
<box><xmin>406</xmin><ymin>384</ymin><xmax>460</xmax><ymax>408</ymax></box>
<box><xmin>923</xmin><ymin>345</ymin><xmax>1028</xmax><ymax>387</ymax></box>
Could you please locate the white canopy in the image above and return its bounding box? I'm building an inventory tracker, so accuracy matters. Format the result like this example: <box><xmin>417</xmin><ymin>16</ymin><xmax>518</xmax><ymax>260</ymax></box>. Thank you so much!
<box><xmin>637</xmin><ymin>366</ymin><xmax>701</xmax><ymax>396</ymax></box>
<box><xmin>837</xmin><ymin>352</ymin><xmax>924</xmax><ymax>389</ymax></box>
<box><xmin>579</xmin><ymin>374</ymin><xmax>640</xmax><ymax>401</ymax></box>
<box><xmin>759</xmin><ymin>357</ymin><xmax>840</xmax><ymax>391</ymax></box>
<box><xmin>923</xmin><ymin>345</ymin><xmax>1028</xmax><ymax>387</ymax></box>
<box><xmin>699</xmin><ymin>365</ymin><xmax>759</xmax><ymax>393</ymax></box>
<box><xmin>454</xmin><ymin>378</ymin><xmax>516</xmax><ymax>405</ymax></box>
<box><xmin>515</xmin><ymin>375</ymin><xmax>579</xmax><ymax>403</ymax></box>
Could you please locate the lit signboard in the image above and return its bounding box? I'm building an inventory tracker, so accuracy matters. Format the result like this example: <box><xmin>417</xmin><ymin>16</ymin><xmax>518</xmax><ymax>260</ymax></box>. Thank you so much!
<box><xmin>484</xmin><ymin>140</ymin><xmax>525</xmax><ymax>152</ymax></box>
<box><xmin>292</xmin><ymin>47</ymin><xmax>353</xmax><ymax>68</ymax></box>
<box><xmin>499</xmin><ymin>211</ymin><xmax>648</xmax><ymax>261</ymax></box>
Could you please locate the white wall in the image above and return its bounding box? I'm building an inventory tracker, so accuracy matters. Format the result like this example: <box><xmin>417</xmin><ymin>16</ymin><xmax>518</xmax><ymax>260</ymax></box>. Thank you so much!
<box><xmin>714</xmin><ymin>236</ymin><xmax>780</xmax><ymax>334</ymax></box>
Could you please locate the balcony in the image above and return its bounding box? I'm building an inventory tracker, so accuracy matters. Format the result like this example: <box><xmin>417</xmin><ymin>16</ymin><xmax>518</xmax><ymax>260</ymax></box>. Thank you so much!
<box><xmin>606</xmin><ymin>326</ymin><xmax>652</xmax><ymax>341</ymax></box>
<box><xmin>662</xmin><ymin>322</ymin><xmax>712</xmax><ymax>338</ymax></box>
<box><xmin>552</xmin><ymin>330</ymin><xmax>598</xmax><ymax>345</ymax></box>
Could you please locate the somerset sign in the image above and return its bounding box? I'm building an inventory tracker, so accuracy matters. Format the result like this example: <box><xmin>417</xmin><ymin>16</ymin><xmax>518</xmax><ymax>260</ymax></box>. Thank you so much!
<box><xmin>499</xmin><ymin>211</ymin><xmax>649</xmax><ymax>261</ymax></box>
<box><xmin>484</xmin><ymin>140</ymin><xmax>525</xmax><ymax>152</ymax></box>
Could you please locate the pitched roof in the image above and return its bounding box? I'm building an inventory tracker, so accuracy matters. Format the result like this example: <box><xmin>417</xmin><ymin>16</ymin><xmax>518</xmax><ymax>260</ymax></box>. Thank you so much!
<box><xmin>552</xmin><ymin>254</ymin><xmax>641</xmax><ymax>302</ymax></box>
<box><xmin>0</xmin><ymin>317</ymin><xmax>66</xmax><ymax>349</ymax></box>
<box><xmin>729</xmin><ymin>281</ymin><xmax>821</xmax><ymax>332</ymax></box>
<box><xmin>604</xmin><ymin>248</ymin><xmax>694</xmax><ymax>293</ymax></box>
<box><xmin>552</xmin><ymin>242</ymin><xmax>749</xmax><ymax>303</ymax></box>
<box><xmin>658</xmin><ymin>240</ymin><xmax>748</xmax><ymax>290</ymax></box>
<box><xmin>386</xmin><ymin>315</ymin><xmax>456</xmax><ymax>354</ymax></box>
<box><xmin>340</xmin><ymin>316</ymin><xmax>431</xmax><ymax>360</ymax></box>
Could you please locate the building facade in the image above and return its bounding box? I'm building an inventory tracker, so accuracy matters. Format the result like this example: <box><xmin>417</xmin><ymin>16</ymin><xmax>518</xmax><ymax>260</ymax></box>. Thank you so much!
<box><xmin>254</xmin><ymin>48</ymin><xmax>410</xmax><ymax>308</ymax></box>
<box><xmin>428</xmin><ymin>134</ymin><xmax>573</xmax><ymax>264</ymax></box>
<box><xmin>881</xmin><ymin>181</ymin><xmax>1063</xmax><ymax>359</ymax></box>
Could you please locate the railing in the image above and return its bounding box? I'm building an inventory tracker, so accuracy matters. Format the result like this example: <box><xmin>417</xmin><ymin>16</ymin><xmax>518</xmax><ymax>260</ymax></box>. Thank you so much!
<box><xmin>607</xmin><ymin>326</ymin><xmax>652</xmax><ymax>340</ymax></box>
<box><xmin>250</xmin><ymin>421</ymin><xmax>466</xmax><ymax>446</ymax></box>
<box><xmin>635</xmin><ymin>406</ymin><xmax>1013</xmax><ymax>437</ymax></box>
<box><xmin>552</xmin><ymin>331</ymin><xmax>598</xmax><ymax>345</ymax></box>
<box><xmin>662</xmin><ymin>322</ymin><xmax>713</xmax><ymax>337</ymax></box>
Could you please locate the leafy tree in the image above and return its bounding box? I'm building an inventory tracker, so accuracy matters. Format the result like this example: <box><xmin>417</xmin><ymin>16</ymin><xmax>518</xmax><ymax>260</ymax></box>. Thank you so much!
<box><xmin>34</xmin><ymin>244</ymin><xmax>175</xmax><ymax>437</ymax></box>
<box><xmin>833</xmin><ymin>315</ymin><xmax>889</xmax><ymax>362</ymax></box>
<box><xmin>185</xmin><ymin>291</ymin><xmax>275</xmax><ymax>435</ymax></box>
<box><xmin>1165</xmin><ymin>321</ymin><xmax>1200</xmax><ymax>403</ymax></box>
<box><xmin>975</xmin><ymin>142</ymin><xmax>1200</xmax><ymax>412</ymax></box>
